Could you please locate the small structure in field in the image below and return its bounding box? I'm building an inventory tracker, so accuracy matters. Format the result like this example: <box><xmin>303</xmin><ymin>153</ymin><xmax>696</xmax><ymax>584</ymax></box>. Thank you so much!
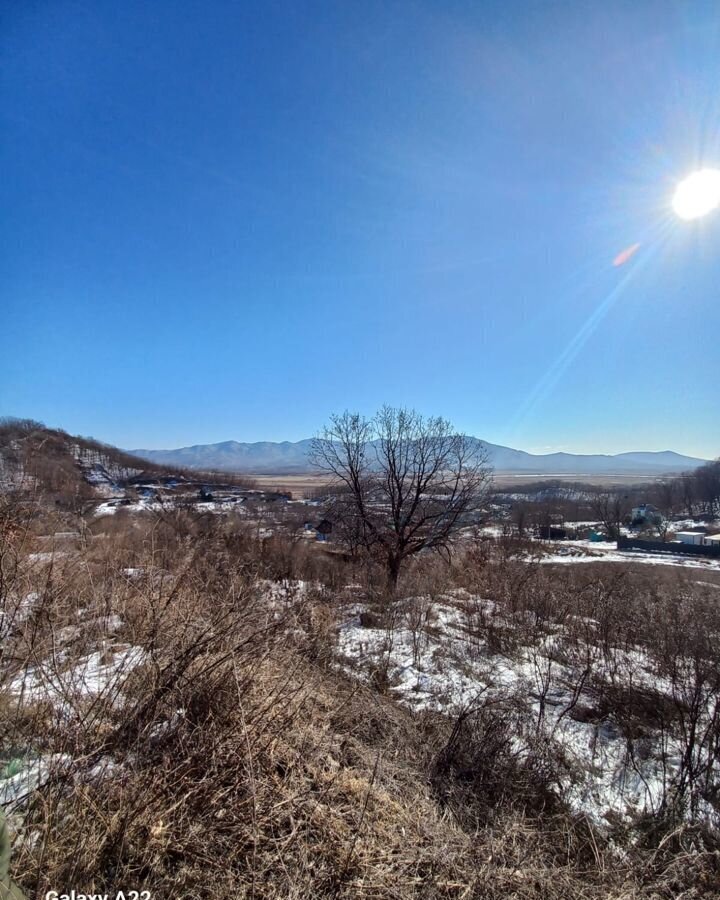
<box><xmin>704</xmin><ymin>534</ymin><xmax>720</xmax><ymax>547</ymax></box>
<box><xmin>315</xmin><ymin>519</ymin><xmax>333</xmax><ymax>542</ymax></box>
<box><xmin>675</xmin><ymin>531</ymin><xmax>705</xmax><ymax>546</ymax></box>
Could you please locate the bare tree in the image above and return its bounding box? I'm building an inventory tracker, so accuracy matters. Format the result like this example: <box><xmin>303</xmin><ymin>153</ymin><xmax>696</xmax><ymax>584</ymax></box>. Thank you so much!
<box><xmin>652</xmin><ymin>478</ymin><xmax>679</xmax><ymax>521</ymax></box>
<box><xmin>589</xmin><ymin>489</ymin><xmax>630</xmax><ymax>541</ymax></box>
<box><xmin>510</xmin><ymin>500</ymin><xmax>528</xmax><ymax>537</ymax></box>
<box><xmin>680</xmin><ymin>473</ymin><xmax>697</xmax><ymax>518</ymax></box>
<box><xmin>310</xmin><ymin>406</ymin><xmax>492</xmax><ymax>589</ymax></box>
<box><xmin>657</xmin><ymin>461</ymin><xmax>720</xmax><ymax>521</ymax></box>
<box><xmin>695</xmin><ymin>459</ymin><xmax>720</xmax><ymax>518</ymax></box>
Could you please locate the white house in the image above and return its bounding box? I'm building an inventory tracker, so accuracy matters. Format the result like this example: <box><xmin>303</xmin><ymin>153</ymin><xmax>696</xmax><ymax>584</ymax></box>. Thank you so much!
<box><xmin>704</xmin><ymin>533</ymin><xmax>720</xmax><ymax>547</ymax></box>
<box><xmin>631</xmin><ymin>503</ymin><xmax>662</xmax><ymax>525</ymax></box>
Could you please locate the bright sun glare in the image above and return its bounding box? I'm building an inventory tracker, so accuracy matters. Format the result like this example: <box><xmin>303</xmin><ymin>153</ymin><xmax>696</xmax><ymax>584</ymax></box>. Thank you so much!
<box><xmin>672</xmin><ymin>168</ymin><xmax>720</xmax><ymax>220</ymax></box>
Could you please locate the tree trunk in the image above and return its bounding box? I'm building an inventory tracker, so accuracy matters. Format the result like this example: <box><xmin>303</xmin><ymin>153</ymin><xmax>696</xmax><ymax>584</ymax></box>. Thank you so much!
<box><xmin>387</xmin><ymin>556</ymin><xmax>402</xmax><ymax>593</ymax></box>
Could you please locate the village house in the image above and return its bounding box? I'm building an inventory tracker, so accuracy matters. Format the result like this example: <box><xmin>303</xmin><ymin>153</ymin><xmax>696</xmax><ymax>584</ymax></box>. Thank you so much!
<box><xmin>631</xmin><ymin>503</ymin><xmax>662</xmax><ymax>526</ymax></box>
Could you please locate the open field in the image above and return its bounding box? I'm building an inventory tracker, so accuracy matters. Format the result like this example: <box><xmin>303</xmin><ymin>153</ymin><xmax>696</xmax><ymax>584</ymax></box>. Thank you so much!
<box><xmin>249</xmin><ymin>471</ymin><xmax>665</xmax><ymax>497</ymax></box>
<box><xmin>492</xmin><ymin>472</ymin><xmax>666</xmax><ymax>486</ymax></box>
<box><xmin>249</xmin><ymin>472</ymin><xmax>335</xmax><ymax>497</ymax></box>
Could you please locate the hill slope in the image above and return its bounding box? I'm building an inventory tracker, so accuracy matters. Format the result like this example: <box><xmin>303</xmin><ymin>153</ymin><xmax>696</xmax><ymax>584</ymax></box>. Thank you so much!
<box><xmin>0</xmin><ymin>418</ymin><xmax>160</xmax><ymax>500</ymax></box>
<box><xmin>0</xmin><ymin>419</ymin><xmax>252</xmax><ymax>504</ymax></box>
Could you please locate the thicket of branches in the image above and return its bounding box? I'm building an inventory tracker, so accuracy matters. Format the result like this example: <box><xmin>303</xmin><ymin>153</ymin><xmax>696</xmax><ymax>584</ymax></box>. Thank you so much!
<box><xmin>652</xmin><ymin>459</ymin><xmax>720</xmax><ymax>520</ymax></box>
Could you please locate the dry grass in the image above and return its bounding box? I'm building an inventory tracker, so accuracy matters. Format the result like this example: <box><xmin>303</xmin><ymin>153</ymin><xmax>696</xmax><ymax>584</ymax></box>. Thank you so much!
<box><xmin>248</xmin><ymin>473</ymin><xmax>336</xmax><ymax>499</ymax></box>
<box><xmin>2</xmin><ymin>496</ymin><xmax>720</xmax><ymax>898</ymax></box>
<box><xmin>6</xmin><ymin>657</ymin><xmax>649</xmax><ymax>899</ymax></box>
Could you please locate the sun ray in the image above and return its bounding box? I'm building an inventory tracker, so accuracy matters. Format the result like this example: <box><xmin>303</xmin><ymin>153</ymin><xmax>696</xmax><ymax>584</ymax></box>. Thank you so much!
<box><xmin>509</xmin><ymin>220</ymin><xmax>676</xmax><ymax>435</ymax></box>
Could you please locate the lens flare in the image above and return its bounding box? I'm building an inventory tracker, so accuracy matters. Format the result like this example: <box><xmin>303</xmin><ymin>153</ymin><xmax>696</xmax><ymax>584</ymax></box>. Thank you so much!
<box><xmin>672</xmin><ymin>168</ymin><xmax>720</xmax><ymax>220</ymax></box>
<box><xmin>613</xmin><ymin>243</ymin><xmax>640</xmax><ymax>267</ymax></box>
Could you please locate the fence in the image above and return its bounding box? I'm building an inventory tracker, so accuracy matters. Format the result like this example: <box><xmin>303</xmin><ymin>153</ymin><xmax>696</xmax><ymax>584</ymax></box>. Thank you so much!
<box><xmin>617</xmin><ymin>535</ymin><xmax>720</xmax><ymax>558</ymax></box>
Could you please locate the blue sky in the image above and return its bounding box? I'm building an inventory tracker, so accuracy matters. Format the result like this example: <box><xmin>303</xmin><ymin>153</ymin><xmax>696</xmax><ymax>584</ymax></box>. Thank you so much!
<box><xmin>2</xmin><ymin>0</ymin><xmax>719</xmax><ymax>457</ymax></box>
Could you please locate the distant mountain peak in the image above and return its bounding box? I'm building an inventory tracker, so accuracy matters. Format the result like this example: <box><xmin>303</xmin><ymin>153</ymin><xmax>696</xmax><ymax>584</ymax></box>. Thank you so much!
<box><xmin>129</xmin><ymin>437</ymin><xmax>709</xmax><ymax>476</ymax></box>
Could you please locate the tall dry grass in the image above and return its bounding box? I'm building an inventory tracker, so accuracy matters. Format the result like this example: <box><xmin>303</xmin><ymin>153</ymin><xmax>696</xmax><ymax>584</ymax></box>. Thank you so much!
<box><xmin>1</xmin><ymin>495</ymin><xmax>719</xmax><ymax>897</ymax></box>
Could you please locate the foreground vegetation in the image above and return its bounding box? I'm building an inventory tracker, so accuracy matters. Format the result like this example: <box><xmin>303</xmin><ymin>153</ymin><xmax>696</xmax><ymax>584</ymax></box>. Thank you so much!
<box><xmin>2</xmin><ymin>484</ymin><xmax>720</xmax><ymax>899</ymax></box>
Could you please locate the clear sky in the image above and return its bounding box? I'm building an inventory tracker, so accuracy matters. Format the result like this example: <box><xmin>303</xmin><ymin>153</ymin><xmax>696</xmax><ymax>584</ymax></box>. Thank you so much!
<box><xmin>2</xmin><ymin>0</ymin><xmax>719</xmax><ymax>458</ymax></box>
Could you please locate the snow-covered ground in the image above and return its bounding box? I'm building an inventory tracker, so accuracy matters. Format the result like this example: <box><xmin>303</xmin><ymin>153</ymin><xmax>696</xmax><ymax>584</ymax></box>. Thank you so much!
<box><xmin>93</xmin><ymin>495</ymin><xmax>249</xmax><ymax>516</ymax></box>
<box><xmin>538</xmin><ymin>539</ymin><xmax>720</xmax><ymax>571</ymax></box>
<box><xmin>11</xmin><ymin>643</ymin><xmax>145</xmax><ymax>709</ymax></box>
<box><xmin>0</xmin><ymin>753</ymin><xmax>71</xmax><ymax>810</ymax></box>
<box><xmin>336</xmin><ymin>593</ymin><xmax>701</xmax><ymax>828</ymax></box>
<box><xmin>2</xmin><ymin>618</ymin><xmax>146</xmax><ymax>819</ymax></box>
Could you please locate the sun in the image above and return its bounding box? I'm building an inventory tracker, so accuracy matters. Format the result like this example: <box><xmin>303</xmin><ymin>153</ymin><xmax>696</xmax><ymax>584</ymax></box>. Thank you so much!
<box><xmin>672</xmin><ymin>168</ymin><xmax>720</xmax><ymax>220</ymax></box>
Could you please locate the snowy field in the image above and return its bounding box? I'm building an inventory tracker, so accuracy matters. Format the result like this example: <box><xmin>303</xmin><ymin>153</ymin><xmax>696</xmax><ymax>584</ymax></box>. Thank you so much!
<box><xmin>336</xmin><ymin>590</ymin><xmax>717</xmax><ymax>828</ymax></box>
<box><xmin>537</xmin><ymin>539</ymin><xmax>720</xmax><ymax>571</ymax></box>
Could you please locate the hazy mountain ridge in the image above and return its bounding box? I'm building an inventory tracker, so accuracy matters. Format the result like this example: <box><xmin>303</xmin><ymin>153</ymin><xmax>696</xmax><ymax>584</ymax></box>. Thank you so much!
<box><xmin>130</xmin><ymin>438</ymin><xmax>709</xmax><ymax>475</ymax></box>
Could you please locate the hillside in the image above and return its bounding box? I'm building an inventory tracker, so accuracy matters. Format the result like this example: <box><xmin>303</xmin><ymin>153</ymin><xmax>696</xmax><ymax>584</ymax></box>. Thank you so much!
<box><xmin>130</xmin><ymin>436</ymin><xmax>709</xmax><ymax>475</ymax></box>
<box><xmin>0</xmin><ymin>419</ymin><xmax>253</xmax><ymax>505</ymax></box>
<box><xmin>0</xmin><ymin>418</ymin><xmax>160</xmax><ymax>500</ymax></box>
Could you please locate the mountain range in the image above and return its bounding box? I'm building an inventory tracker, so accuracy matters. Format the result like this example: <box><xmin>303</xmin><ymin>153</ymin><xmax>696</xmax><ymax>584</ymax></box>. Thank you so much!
<box><xmin>129</xmin><ymin>439</ymin><xmax>709</xmax><ymax>476</ymax></box>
